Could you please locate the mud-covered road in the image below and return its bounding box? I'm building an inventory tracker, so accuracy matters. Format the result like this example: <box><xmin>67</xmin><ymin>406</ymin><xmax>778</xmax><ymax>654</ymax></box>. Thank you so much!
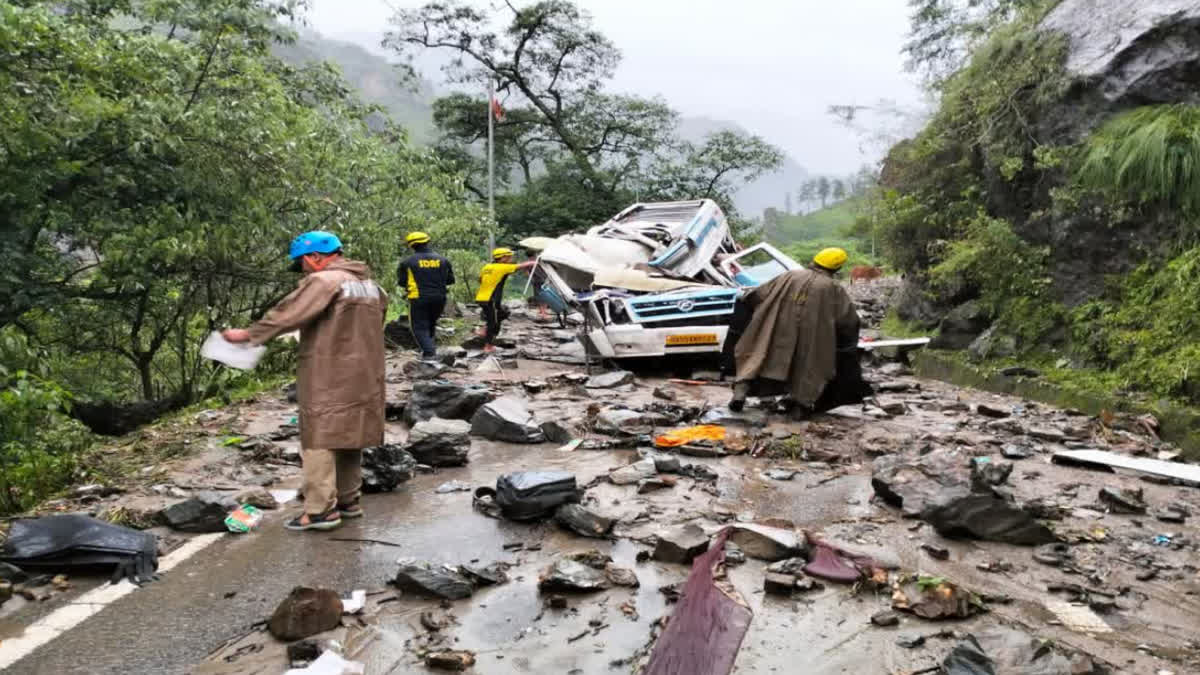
<box><xmin>2</xmin><ymin>281</ymin><xmax>1199</xmax><ymax>675</ymax></box>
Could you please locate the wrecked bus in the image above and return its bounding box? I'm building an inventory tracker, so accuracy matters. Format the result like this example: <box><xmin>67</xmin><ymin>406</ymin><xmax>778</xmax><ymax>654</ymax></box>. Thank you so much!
<box><xmin>525</xmin><ymin>199</ymin><xmax>801</xmax><ymax>360</ymax></box>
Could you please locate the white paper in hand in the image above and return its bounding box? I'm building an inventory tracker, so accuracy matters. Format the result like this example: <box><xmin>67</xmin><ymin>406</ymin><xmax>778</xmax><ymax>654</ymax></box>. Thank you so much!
<box><xmin>200</xmin><ymin>331</ymin><xmax>266</xmax><ymax>370</ymax></box>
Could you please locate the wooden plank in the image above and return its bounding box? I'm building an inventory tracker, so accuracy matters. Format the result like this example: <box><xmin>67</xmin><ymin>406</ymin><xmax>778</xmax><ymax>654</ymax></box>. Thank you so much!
<box><xmin>1052</xmin><ymin>449</ymin><xmax>1200</xmax><ymax>485</ymax></box>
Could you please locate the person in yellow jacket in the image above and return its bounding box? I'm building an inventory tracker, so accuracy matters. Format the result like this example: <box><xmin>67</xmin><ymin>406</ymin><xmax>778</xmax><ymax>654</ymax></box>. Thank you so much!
<box><xmin>476</xmin><ymin>248</ymin><xmax>535</xmax><ymax>352</ymax></box>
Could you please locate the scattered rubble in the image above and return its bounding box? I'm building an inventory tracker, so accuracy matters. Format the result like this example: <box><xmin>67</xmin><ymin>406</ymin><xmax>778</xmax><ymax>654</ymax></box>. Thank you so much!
<box><xmin>1099</xmin><ymin>486</ymin><xmax>1148</xmax><ymax>514</ymax></box>
<box><xmin>941</xmin><ymin>627</ymin><xmax>1090</xmax><ymax>675</ymax></box>
<box><xmin>403</xmin><ymin>380</ymin><xmax>493</xmax><ymax>425</ymax></box>
<box><xmin>922</xmin><ymin>494</ymin><xmax>1058</xmax><ymax>546</ymax></box>
<box><xmin>424</xmin><ymin>650</ymin><xmax>476</xmax><ymax>671</ymax></box>
<box><xmin>870</xmin><ymin>610</ymin><xmax>901</xmax><ymax>627</ymax></box>
<box><xmin>405</xmin><ymin>418</ymin><xmax>471</xmax><ymax>466</ymax></box>
<box><xmin>873</xmin><ymin>451</ymin><xmax>1056</xmax><ymax>545</ymax></box>
<box><xmin>403</xmin><ymin>359</ymin><xmax>447</xmax><ymax>379</ymax></box>
<box><xmin>585</xmin><ymin>370</ymin><xmax>635</xmax><ymax>389</ymax></box>
<box><xmin>162</xmin><ymin>493</ymin><xmax>236</xmax><ymax>533</ymax></box>
<box><xmin>652</xmin><ymin>524</ymin><xmax>710</xmax><ymax>564</ymax></box>
<box><xmin>637</xmin><ymin>476</ymin><xmax>676</xmax><ymax>493</ymax></box>
<box><xmin>540</xmin><ymin>420</ymin><xmax>579</xmax><ymax>444</ymax></box>
<box><xmin>233</xmin><ymin>487</ymin><xmax>278</xmax><ymax>510</ymax></box>
<box><xmin>470</xmin><ymin>397</ymin><xmax>545</xmax><ymax>443</ymax></box>
<box><xmin>537</xmin><ymin>550</ymin><xmax>637</xmax><ymax>592</ymax></box>
<box><xmin>360</xmin><ymin>444</ymin><xmax>418</xmax><ymax>492</ymax></box>
<box><xmin>609</xmin><ymin>458</ymin><xmax>658</xmax><ymax>485</ymax></box>
<box><xmin>727</xmin><ymin>523</ymin><xmax>803</xmax><ymax>561</ymax></box>
<box><xmin>554</xmin><ymin>504</ymin><xmax>614</xmax><ymax>538</ymax></box>
<box><xmin>393</xmin><ymin>559</ymin><xmax>475</xmax><ymax>600</ymax></box>
<box><xmin>267</xmin><ymin>587</ymin><xmax>342</xmax><ymax>641</ymax></box>
<box><xmin>891</xmin><ymin>576</ymin><xmax>983</xmax><ymax>621</ymax></box>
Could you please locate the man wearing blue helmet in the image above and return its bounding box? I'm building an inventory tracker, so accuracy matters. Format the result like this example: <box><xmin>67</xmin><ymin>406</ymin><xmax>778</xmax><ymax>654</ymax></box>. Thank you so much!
<box><xmin>224</xmin><ymin>231</ymin><xmax>388</xmax><ymax>531</ymax></box>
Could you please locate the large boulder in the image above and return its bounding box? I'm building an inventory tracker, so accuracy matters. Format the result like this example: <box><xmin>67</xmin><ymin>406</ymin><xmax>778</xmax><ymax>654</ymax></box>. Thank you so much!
<box><xmin>871</xmin><ymin>450</ymin><xmax>973</xmax><ymax>517</ymax></box>
<box><xmin>890</xmin><ymin>278</ymin><xmax>941</xmax><ymax>329</ymax></box>
<box><xmin>968</xmin><ymin>326</ymin><xmax>1018</xmax><ymax>362</ymax></box>
<box><xmin>404</xmin><ymin>381</ymin><xmax>494</xmax><ymax>426</ymax></box>
<box><xmin>1041</xmin><ymin>0</ymin><xmax>1200</xmax><ymax>110</ymax></box>
<box><xmin>929</xmin><ymin>300</ymin><xmax>991</xmax><ymax>351</ymax></box>
<box><xmin>405</xmin><ymin>418</ymin><xmax>471</xmax><ymax>466</ymax></box>
<box><xmin>872</xmin><ymin>452</ymin><xmax>1057</xmax><ymax>546</ymax></box>
<box><xmin>470</xmin><ymin>397</ymin><xmax>545</xmax><ymax>443</ymax></box>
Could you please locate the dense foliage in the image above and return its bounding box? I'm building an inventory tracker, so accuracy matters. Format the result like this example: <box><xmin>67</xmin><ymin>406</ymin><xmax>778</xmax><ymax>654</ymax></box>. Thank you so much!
<box><xmin>386</xmin><ymin>0</ymin><xmax>784</xmax><ymax>238</ymax></box>
<box><xmin>873</xmin><ymin>0</ymin><xmax>1200</xmax><ymax>404</ymax></box>
<box><xmin>0</xmin><ymin>0</ymin><xmax>486</xmax><ymax>510</ymax></box>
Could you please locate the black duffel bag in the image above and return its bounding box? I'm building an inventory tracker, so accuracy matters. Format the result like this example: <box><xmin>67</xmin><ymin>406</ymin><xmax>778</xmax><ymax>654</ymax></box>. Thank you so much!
<box><xmin>474</xmin><ymin>470</ymin><xmax>580</xmax><ymax>521</ymax></box>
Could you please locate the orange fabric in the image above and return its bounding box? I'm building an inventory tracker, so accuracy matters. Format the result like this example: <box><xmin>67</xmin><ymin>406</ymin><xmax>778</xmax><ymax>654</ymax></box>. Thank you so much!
<box><xmin>654</xmin><ymin>425</ymin><xmax>726</xmax><ymax>448</ymax></box>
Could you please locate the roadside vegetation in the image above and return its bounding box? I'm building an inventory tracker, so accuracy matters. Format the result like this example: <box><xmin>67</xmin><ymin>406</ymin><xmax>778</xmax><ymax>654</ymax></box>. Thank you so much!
<box><xmin>861</xmin><ymin>0</ymin><xmax>1200</xmax><ymax>407</ymax></box>
<box><xmin>0</xmin><ymin>0</ymin><xmax>787</xmax><ymax>514</ymax></box>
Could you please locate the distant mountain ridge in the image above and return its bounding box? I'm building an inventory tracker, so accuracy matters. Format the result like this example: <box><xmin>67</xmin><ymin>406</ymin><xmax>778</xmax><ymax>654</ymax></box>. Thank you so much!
<box><xmin>282</xmin><ymin>30</ymin><xmax>806</xmax><ymax>217</ymax></box>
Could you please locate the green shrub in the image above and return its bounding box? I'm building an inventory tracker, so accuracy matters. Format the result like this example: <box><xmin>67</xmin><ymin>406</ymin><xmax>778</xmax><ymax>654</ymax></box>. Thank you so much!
<box><xmin>1079</xmin><ymin>105</ymin><xmax>1200</xmax><ymax>216</ymax></box>
<box><xmin>0</xmin><ymin>371</ymin><xmax>94</xmax><ymax>514</ymax></box>
<box><xmin>1070</xmin><ymin>247</ymin><xmax>1200</xmax><ymax>401</ymax></box>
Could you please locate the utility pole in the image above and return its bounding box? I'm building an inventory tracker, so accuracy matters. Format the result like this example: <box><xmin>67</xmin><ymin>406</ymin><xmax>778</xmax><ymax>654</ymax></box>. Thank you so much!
<box><xmin>487</xmin><ymin>79</ymin><xmax>496</xmax><ymax>252</ymax></box>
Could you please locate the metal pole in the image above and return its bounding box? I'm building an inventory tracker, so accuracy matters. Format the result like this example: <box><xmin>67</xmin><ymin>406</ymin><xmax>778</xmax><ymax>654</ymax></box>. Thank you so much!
<box><xmin>487</xmin><ymin>79</ymin><xmax>496</xmax><ymax>252</ymax></box>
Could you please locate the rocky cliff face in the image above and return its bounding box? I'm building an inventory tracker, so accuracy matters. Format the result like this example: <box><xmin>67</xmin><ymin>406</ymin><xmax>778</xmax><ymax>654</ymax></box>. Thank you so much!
<box><xmin>1024</xmin><ymin>1</ymin><xmax>1200</xmax><ymax>304</ymax></box>
<box><xmin>1042</xmin><ymin>0</ymin><xmax>1200</xmax><ymax>107</ymax></box>
<box><xmin>889</xmin><ymin>2</ymin><xmax>1200</xmax><ymax>358</ymax></box>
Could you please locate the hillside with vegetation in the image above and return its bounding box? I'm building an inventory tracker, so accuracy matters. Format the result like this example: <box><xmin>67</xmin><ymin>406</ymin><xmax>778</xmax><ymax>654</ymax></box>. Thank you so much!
<box><xmin>869</xmin><ymin>0</ymin><xmax>1200</xmax><ymax>408</ymax></box>
<box><xmin>0</xmin><ymin>0</ymin><xmax>487</xmax><ymax>513</ymax></box>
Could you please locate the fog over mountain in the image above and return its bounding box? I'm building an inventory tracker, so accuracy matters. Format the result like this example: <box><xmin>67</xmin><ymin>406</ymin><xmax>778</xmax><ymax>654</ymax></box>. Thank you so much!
<box><xmin>298</xmin><ymin>0</ymin><xmax>924</xmax><ymax>216</ymax></box>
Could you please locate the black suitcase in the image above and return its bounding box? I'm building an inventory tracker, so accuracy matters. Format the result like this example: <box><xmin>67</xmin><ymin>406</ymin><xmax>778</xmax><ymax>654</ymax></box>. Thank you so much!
<box><xmin>477</xmin><ymin>471</ymin><xmax>580</xmax><ymax>521</ymax></box>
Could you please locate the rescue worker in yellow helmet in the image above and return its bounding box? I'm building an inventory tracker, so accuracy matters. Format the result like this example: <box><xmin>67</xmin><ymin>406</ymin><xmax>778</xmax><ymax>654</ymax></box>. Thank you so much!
<box><xmin>397</xmin><ymin>232</ymin><xmax>455</xmax><ymax>361</ymax></box>
<box><xmin>476</xmin><ymin>247</ymin><xmax>535</xmax><ymax>353</ymax></box>
<box><xmin>727</xmin><ymin>247</ymin><xmax>864</xmax><ymax>418</ymax></box>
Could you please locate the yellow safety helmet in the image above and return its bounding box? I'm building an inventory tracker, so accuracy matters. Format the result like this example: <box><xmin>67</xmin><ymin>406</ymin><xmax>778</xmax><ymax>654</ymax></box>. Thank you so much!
<box><xmin>492</xmin><ymin>247</ymin><xmax>514</xmax><ymax>260</ymax></box>
<box><xmin>405</xmin><ymin>231</ymin><xmax>431</xmax><ymax>246</ymax></box>
<box><xmin>813</xmin><ymin>247</ymin><xmax>848</xmax><ymax>271</ymax></box>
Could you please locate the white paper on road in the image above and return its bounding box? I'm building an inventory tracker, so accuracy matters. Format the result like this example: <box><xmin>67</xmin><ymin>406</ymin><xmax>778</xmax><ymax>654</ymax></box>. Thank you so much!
<box><xmin>283</xmin><ymin>650</ymin><xmax>365</xmax><ymax>675</ymax></box>
<box><xmin>200</xmin><ymin>331</ymin><xmax>265</xmax><ymax>370</ymax></box>
<box><xmin>341</xmin><ymin>589</ymin><xmax>366</xmax><ymax>614</ymax></box>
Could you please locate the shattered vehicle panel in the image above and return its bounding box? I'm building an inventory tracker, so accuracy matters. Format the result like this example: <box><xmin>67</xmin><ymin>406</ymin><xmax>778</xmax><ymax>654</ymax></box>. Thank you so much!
<box><xmin>530</xmin><ymin>199</ymin><xmax>800</xmax><ymax>359</ymax></box>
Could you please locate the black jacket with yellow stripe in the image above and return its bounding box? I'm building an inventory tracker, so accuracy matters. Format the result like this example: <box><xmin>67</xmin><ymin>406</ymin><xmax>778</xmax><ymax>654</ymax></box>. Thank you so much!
<box><xmin>397</xmin><ymin>249</ymin><xmax>454</xmax><ymax>301</ymax></box>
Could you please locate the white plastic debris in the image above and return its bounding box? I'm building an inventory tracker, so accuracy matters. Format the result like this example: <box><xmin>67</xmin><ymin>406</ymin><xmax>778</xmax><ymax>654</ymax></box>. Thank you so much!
<box><xmin>283</xmin><ymin>650</ymin><xmax>365</xmax><ymax>675</ymax></box>
<box><xmin>200</xmin><ymin>331</ymin><xmax>265</xmax><ymax>370</ymax></box>
<box><xmin>341</xmin><ymin>589</ymin><xmax>366</xmax><ymax>615</ymax></box>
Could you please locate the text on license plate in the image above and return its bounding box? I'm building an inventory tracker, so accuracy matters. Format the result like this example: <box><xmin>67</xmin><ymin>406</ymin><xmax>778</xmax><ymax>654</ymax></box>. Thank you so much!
<box><xmin>665</xmin><ymin>333</ymin><xmax>719</xmax><ymax>346</ymax></box>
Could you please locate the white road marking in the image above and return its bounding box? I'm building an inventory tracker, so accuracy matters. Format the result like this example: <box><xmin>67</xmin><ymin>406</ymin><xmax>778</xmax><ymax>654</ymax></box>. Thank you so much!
<box><xmin>0</xmin><ymin>532</ymin><xmax>225</xmax><ymax>670</ymax></box>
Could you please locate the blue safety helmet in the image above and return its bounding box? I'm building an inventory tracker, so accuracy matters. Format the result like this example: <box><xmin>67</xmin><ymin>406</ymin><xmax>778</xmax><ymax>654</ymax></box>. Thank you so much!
<box><xmin>288</xmin><ymin>231</ymin><xmax>342</xmax><ymax>260</ymax></box>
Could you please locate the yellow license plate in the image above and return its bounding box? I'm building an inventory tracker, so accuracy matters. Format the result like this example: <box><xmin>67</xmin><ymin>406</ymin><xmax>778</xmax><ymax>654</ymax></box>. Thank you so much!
<box><xmin>666</xmin><ymin>333</ymin><xmax>719</xmax><ymax>346</ymax></box>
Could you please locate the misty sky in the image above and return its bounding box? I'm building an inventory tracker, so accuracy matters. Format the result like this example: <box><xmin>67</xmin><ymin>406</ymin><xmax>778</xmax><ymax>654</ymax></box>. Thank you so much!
<box><xmin>303</xmin><ymin>0</ymin><xmax>926</xmax><ymax>175</ymax></box>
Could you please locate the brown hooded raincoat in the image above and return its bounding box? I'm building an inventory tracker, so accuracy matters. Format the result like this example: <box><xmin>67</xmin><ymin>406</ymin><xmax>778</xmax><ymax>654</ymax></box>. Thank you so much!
<box><xmin>247</xmin><ymin>259</ymin><xmax>388</xmax><ymax>450</ymax></box>
<box><xmin>733</xmin><ymin>266</ymin><xmax>858</xmax><ymax>406</ymax></box>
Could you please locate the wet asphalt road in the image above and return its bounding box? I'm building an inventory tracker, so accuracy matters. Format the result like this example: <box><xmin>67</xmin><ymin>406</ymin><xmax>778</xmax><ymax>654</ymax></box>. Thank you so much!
<box><xmin>4</xmin><ymin>352</ymin><xmax>1200</xmax><ymax>673</ymax></box>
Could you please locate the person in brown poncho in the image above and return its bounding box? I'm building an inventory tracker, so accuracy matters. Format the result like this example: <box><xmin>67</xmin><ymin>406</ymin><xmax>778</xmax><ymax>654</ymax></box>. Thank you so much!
<box><xmin>728</xmin><ymin>247</ymin><xmax>862</xmax><ymax>417</ymax></box>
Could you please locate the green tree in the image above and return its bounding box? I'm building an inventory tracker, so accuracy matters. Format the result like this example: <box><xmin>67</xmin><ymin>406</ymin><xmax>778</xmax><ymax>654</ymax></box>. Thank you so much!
<box><xmin>2</xmin><ymin>0</ymin><xmax>481</xmax><ymax>405</ymax></box>
<box><xmin>904</xmin><ymin>0</ymin><xmax>1052</xmax><ymax>83</ymax></box>
<box><xmin>385</xmin><ymin>0</ymin><xmax>782</xmax><ymax>234</ymax></box>
<box><xmin>817</xmin><ymin>176</ymin><xmax>831</xmax><ymax>207</ymax></box>
<box><xmin>832</xmin><ymin>179</ymin><xmax>847</xmax><ymax>202</ymax></box>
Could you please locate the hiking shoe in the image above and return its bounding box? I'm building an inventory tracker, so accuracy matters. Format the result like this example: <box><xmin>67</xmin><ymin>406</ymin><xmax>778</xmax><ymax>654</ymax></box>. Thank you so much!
<box><xmin>285</xmin><ymin>510</ymin><xmax>342</xmax><ymax>531</ymax></box>
<box><xmin>337</xmin><ymin>501</ymin><xmax>364</xmax><ymax>519</ymax></box>
<box><xmin>728</xmin><ymin>398</ymin><xmax>745</xmax><ymax>413</ymax></box>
